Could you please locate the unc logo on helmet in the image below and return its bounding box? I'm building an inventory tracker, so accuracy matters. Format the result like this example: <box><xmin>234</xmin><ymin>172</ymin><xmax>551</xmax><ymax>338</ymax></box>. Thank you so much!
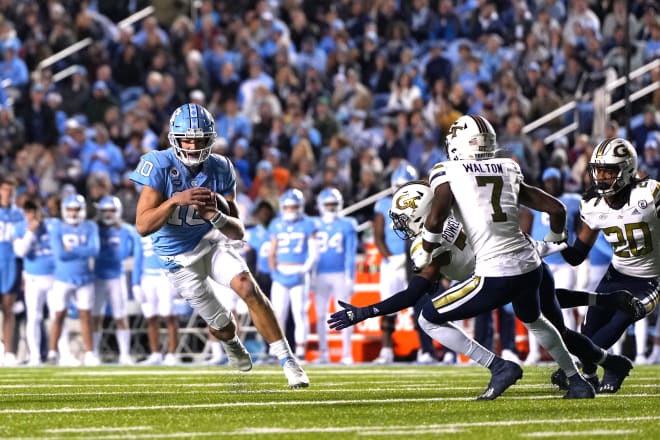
<box><xmin>168</xmin><ymin>103</ymin><xmax>217</xmax><ymax>166</ymax></box>
<box><xmin>589</xmin><ymin>137</ymin><xmax>638</xmax><ymax>196</ymax></box>
<box><xmin>389</xmin><ymin>181</ymin><xmax>433</xmax><ymax>240</ymax></box>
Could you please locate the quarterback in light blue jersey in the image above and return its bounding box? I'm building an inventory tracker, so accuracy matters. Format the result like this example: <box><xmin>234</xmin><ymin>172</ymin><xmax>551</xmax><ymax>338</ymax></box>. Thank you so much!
<box><xmin>132</xmin><ymin>234</ymin><xmax>179</xmax><ymax>366</ymax></box>
<box><xmin>311</xmin><ymin>188</ymin><xmax>357</xmax><ymax>364</ymax></box>
<box><xmin>48</xmin><ymin>194</ymin><xmax>101</xmax><ymax>366</ymax></box>
<box><xmin>528</xmin><ymin>167</ymin><xmax>583</xmax><ymax>364</ymax></box>
<box><xmin>92</xmin><ymin>196</ymin><xmax>142</xmax><ymax>365</ymax></box>
<box><xmin>0</xmin><ymin>177</ymin><xmax>25</xmax><ymax>366</ymax></box>
<box><xmin>130</xmin><ymin>103</ymin><xmax>308</xmax><ymax>387</ymax></box>
<box><xmin>268</xmin><ymin>188</ymin><xmax>318</xmax><ymax>359</ymax></box>
<box><xmin>12</xmin><ymin>199</ymin><xmax>55</xmax><ymax>366</ymax></box>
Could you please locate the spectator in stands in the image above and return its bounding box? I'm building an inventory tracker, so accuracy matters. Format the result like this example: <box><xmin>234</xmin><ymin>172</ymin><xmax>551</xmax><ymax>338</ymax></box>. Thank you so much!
<box><xmin>81</xmin><ymin>124</ymin><xmax>125</xmax><ymax>186</ymax></box>
<box><xmin>631</xmin><ymin>105</ymin><xmax>660</xmax><ymax>155</ymax></box>
<box><xmin>639</xmin><ymin>137</ymin><xmax>660</xmax><ymax>180</ymax></box>
<box><xmin>22</xmin><ymin>84</ymin><xmax>58</xmax><ymax>148</ymax></box>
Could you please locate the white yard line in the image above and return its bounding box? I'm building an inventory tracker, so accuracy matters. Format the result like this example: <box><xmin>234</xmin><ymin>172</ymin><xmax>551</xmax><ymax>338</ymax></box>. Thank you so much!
<box><xmin>0</xmin><ymin>395</ymin><xmax>656</xmax><ymax>415</ymax></box>
<box><xmin>45</xmin><ymin>427</ymin><xmax>152</xmax><ymax>433</ymax></box>
<box><xmin>522</xmin><ymin>430</ymin><xmax>637</xmax><ymax>437</ymax></box>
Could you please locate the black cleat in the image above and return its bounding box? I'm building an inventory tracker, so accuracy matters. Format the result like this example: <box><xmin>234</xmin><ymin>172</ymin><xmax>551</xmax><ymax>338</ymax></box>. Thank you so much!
<box><xmin>551</xmin><ymin>368</ymin><xmax>569</xmax><ymax>391</ymax></box>
<box><xmin>602</xmin><ymin>290</ymin><xmax>646</xmax><ymax>321</ymax></box>
<box><xmin>564</xmin><ymin>374</ymin><xmax>596</xmax><ymax>399</ymax></box>
<box><xmin>584</xmin><ymin>374</ymin><xmax>600</xmax><ymax>392</ymax></box>
<box><xmin>599</xmin><ymin>355</ymin><xmax>633</xmax><ymax>393</ymax></box>
<box><xmin>477</xmin><ymin>360</ymin><xmax>523</xmax><ymax>400</ymax></box>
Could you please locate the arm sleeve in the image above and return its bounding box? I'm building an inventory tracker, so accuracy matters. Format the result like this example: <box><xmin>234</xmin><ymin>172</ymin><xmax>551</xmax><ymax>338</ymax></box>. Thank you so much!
<box><xmin>367</xmin><ymin>276</ymin><xmax>434</xmax><ymax>316</ymax></box>
<box><xmin>560</xmin><ymin>237</ymin><xmax>592</xmax><ymax>266</ymax></box>
<box><xmin>77</xmin><ymin>223</ymin><xmax>101</xmax><ymax>258</ymax></box>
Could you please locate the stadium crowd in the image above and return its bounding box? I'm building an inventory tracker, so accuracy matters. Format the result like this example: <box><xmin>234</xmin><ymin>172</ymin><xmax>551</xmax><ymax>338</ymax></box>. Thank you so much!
<box><xmin>0</xmin><ymin>0</ymin><xmax>659</xmax><ymax>366</ymax></box>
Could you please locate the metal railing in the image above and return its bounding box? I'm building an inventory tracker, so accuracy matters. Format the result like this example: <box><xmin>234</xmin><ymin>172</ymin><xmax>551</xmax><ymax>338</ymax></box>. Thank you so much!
<box><xmin>37</xmin><ymin>6</ymin><xmax>155</xmax><ymax>81</ymax></box>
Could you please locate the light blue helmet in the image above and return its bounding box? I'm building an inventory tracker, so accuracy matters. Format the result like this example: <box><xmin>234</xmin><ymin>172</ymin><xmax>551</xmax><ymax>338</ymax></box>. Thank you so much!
<box><xmin>280</xmin><ymin>188</ymin><xmax>304</xmax><ymax>221</ymax></box>
<box><xmin>317</xmin><ymin>187</ymin><xmax>343</xmax><ymax>220</ymax></box>
<box><xmin>97</xmin><ymin>195</ymin><xmax>122</xmax><ymax>226</ymax></box>
<box><xmin>61</xmin><ymin>194</ymin><xmax>86</xmax><ymax>225</ymax></box>
<box><xmin>168</xmin><ymin>103</ymin><xmax>217</xmax><ymax>166</ymax></box>
<box><xmin>391</xmin><ymin>162</ymin><xmax>418</xmax><ymax>189</ymax></box>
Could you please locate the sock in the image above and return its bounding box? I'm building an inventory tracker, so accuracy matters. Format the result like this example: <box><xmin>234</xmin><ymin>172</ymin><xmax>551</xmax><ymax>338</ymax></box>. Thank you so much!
<box><xmin>524</xmin><ymin>315</ymin><xmax>578</xmax><ymax>377</ymax></box>
<box><xmin>269</xmin><ymin>339</ymin><xmax>295</xmax><ymax>363</ymax></box>
<box><xmin>211</xmin><ymin>341</ymin><xmax>223</xmax><ymax>358</ymax></box>
<box><xmin>116</xmin><ymin>329</ymin><xmax>130</xmax><ymax>357</ymax></box>
<box><xmin>92</xmin><ymin>331</ymin><xmax>102</xmax><ymax>356</ymax></box>
<box><xmin>635</xmin><ymin>318</ymin><xmax>648</xmax><ymax>358</ymax></box>
<box><xmin>419</xmin><ymin>316</ymin><xmax>495</xmax><ymax>367</ymax></box>
<box><xmin>224</xmin><ymin>335</ymin><xmax>240</xmax><ymax>346</ymax></box>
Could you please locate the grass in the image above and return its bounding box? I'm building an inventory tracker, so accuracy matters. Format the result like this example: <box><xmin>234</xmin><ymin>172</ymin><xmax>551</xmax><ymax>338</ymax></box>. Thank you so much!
<box><xmin>0</xmin><ymin>364</ymin><xmax>658</xmax><ymax>439</ymax></box>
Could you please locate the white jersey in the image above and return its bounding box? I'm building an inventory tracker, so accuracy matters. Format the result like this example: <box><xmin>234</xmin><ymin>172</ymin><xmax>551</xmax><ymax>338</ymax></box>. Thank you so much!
<box><xmin>428</xmin><ymin>159</ymin><xmax>540</xmax><ymax>276</ymax></box>
<box><xmin>580</xmin><ymin>179</ymin><xmax>660</xmax><ymax>278</ymax></box>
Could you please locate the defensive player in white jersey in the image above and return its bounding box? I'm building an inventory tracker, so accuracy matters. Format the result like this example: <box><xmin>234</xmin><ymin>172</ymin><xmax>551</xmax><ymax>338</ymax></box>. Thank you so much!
<box><xmin>331</xmin><ymin>180</ymin><xmax>633</xmax><ymax>399</ymax></box>
<box><xmin>48</xmin><ymin>194</ymin><xmax>101</xmax><ymax>366</ymax></box>
<box><xmin>130</xmin><ymin>103</ymin><xmax>308</xmax><ymax>387</ymax></box>
<box><xmin>133</xmin><ymin>233</ymin><xmax>179</xmax><ymax>366</ymax></box>
<box><xmin>92</xmin><ymin>196</ymin><xmax>142</xmax><ymax>365</ymax></box>
<box><xmin>12</xmin><ymin>200</ymin><xmax>55</xmax><ymax>366</ymax></box>
<box><xmin>414</xmin><ymin>115</ymin><xmax>593</xmax><ymax>398</ymax></box>
<box><xmin>560</xmin><ymin>137</ymin><xmax>660</xmax><ymax>392</ymax></box>
<box><xmin>0</xmin><ymin>176</ymin><xmax>24</xmax><ymax>366</ymax></box>
<box><xmin>311</xmin><ymin>187</ymin><xmax>358</xmax><ymax>364</ymax></box>
<box><xmin>268</xmin><ymin>189</ymin><xmax>318</xmax><ymax>360</ymax></box>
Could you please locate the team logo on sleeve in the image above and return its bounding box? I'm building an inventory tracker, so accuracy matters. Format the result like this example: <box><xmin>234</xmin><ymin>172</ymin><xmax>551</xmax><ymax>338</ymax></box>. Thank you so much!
<box><xmin>638</xmin><ymin>200</ymin><xmax>648</xmax><ymax>209</ymax></box>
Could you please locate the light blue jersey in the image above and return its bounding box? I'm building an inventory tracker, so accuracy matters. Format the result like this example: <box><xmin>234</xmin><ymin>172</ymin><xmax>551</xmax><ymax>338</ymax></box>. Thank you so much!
<box><xmin>0</xmin><ymin>205</ymin><xmax>25</xmax><ymax>292</ymax></box>
<box><xmin>95</xmin><ymin>223</ymin><xmax>141</xmax><ymax>281</ymax></box>
<box><xmin>531</xmin><ymin>193</ymin><xmax>581</xmax><ymax>264</ymax></box>
<box><xmin>13</xmin><ymin>218</ymin><xmax>55</xmax><ymax>276</ymax></box>
<box><xmin>269</xmin><ymin>215</ymin><xmax>317</xmax><ymax>287</ymax></box>
<box><xmin>129</xmin><ymin>148</ymin><xmax>236</xmax><ymax>258</ymax></box>
<box><xmin>374</xmin><ymin>196</ymin><xmax>406</xmax><ymax>256</ymax></box>
<box><xmin>50</xmin><ymin>219</ymin><xmax>100</xmax><ymax>285</ymax></box>
<box><xmin>246</xmin><ymin>224</ymin><xmax>271</xmax><ymax>275</ymax></box>
<box><xmin>315</xmin><ymin>216</ymin><xmax>358</xmax><ymax>279</ymax></box>
<box><xmin>133</xmin><ymin>235</ymin><xmax>165</xmax><ymax>282</ymax></box>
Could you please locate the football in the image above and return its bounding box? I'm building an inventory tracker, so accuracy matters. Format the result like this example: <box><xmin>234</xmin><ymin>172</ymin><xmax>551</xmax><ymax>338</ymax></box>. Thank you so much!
<box><xmin>215</xmin><ymin>192</ymin><xmax>230</xmax><ymax>215</ymax></box>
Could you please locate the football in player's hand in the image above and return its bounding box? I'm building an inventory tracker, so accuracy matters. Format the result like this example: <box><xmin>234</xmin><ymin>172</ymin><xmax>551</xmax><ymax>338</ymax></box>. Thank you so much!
<box><xmin>214</xmin><ymin>192</ymin><xmax>230</xmax><ymax>215</ymax></box>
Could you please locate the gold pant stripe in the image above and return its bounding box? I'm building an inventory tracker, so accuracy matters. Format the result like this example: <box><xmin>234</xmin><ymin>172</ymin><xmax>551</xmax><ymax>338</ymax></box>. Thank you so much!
<box><xmin>432</xmin><ymin>276</ymin><xmax>482</xmax><ymax>309</ymax></box>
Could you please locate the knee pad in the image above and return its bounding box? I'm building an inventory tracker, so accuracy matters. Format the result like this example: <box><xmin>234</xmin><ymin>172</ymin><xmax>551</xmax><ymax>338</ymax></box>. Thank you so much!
<box><xmin>381</xmin><ymin>315</ymin><xmax>396</xmax><ymax>333</ymax></box>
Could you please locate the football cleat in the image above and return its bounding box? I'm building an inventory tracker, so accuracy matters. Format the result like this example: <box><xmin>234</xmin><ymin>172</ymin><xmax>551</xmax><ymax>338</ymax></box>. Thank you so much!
<box><xmin>477</xmin><ymin>359</ymin><xmax>523</xmax><ymax>400</ymax></box>
<box><xmin>551</xmin><ymin>368</ymin><xmax>569</xmax><ymax>391</ymax></box>
<box><xmin>139</xmin><ymin>353</ymin><xmax>163</xmax><ymax>366</ymax></box>
<box><xmin>283</xmin><ymin>358</ymin><xmax>310</xmax><ymax>389</ymax></box>
<box><xmin>221</xmin><ymin>339</ymin><xmax>253</xmax><ymax>372</ymax></box>
<box><xmin>564</xmin><ymin>374</ymin><xmax>596</xmax><ymax>399</ymax></box>
<box><xmin>119</xmin><ymin>354</ymin><xmax>135</xmax><ymax>366</ymax></box>
<box><xmin>83</xmin><ymin>352</ymin><xmax>101</xmax><ymax>367</ymax></box>
<box><xmin>603</xmin><ymin>290</ymin><xmax>646</xmax><ymax>321</ymax></box>
<box><xmin>599</xmin><ymin>355</ymin><xmax>633</xmax><ymax>393</ymax></box>
<box><xmin>163</xmin><ymin>353</ymin><xmax>178</xmax><ymax>366</ymax></box>
<box><xmin>583</xmin><ymin>374</ymin><xmax>600</xmax><ymax>393</ymax></box>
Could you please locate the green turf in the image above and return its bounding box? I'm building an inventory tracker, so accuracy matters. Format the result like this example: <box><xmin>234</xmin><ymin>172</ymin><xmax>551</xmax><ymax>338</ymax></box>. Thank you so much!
<box><xmin>0</xmin><ymin>364</ymin><xmax>658</xmax><ymax>439</ymax></box>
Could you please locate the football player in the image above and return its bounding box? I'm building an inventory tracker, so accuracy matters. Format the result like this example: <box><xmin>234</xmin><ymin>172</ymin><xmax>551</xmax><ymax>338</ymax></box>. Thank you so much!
<box><xmin>312</xmin><ymin>187</ymin><xmax>358</xmax><ymax>364</ymax></box>
<box><xmin>0</xmin><ymin>176</ymin><xmax>24</xmax><ymax>366</ymax></box>
<box><xmin>268</xmin><ymin>188</ymin><xmax>318</xmax><ymax>360</ymax></box>
<box><xmin>560</xmin><ymin>137</ymin><xmax>660</xmax><ymax>392</ymax></box>
<box><xmin>92</xmin><ymin>196</ymin><xmax>141</xmax><ymax>365</ymax></box>
<box><xmin>133</xmin><ymin>234</ymin><xmax>179</xmax><ymax>366</ymax></box>
<box><xmin>12</xmin><ymin>200</ymin><xmax>55</xmax><ymax>366</ymax></box>
<box><xmin>48</xmin><ymin>194</ymin><xmax>101</xmax><ymax>366</ymax></box>
<box><xmin>130</xmin><ymin>103</ymin><xmax>308</xmax><ymax>388</ymax></box>
<box><xmin>526</xmin><ymin>167</ymin><xmax>583</xmax><ymax>365</ymax></box>
<box><xmin>406</xmin><ymin>115</ymin><xmax>593</xmax><ymax>398</ymax></box>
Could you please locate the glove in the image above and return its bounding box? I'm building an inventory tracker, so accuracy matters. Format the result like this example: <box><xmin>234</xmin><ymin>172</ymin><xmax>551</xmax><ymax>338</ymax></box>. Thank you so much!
<box><xmin>544</xmin><ymin>229</ymin><xmax>568</xmax><ymax>244</ymax></box>
<box><xmin>411</xmin><ymin>244</ymin><xmax>433</xmax><ymax>272</ymax></box>
<box><xmin>327</xmin><ymin>300</ymin><xmax>375</xmax><ymax>331</ymax></box>
<box><xmin>534</xmin><ymin>240</ymin><xmax>568</xmax><ymax>258</ymax></box>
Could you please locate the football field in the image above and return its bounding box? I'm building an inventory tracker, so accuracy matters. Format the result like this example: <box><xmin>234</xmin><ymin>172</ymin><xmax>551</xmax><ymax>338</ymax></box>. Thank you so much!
<box><xmin>0</xmin><ymin>364</ymin><xmax>658</xmax><ymax>439</ymax></box>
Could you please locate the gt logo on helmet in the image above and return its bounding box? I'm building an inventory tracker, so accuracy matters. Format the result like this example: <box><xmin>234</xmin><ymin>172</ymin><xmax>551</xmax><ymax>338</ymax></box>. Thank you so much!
<box><xmin>395</xmin><ymin>194</ymin><xmax>421</xmax><ymax>210</ymax></box>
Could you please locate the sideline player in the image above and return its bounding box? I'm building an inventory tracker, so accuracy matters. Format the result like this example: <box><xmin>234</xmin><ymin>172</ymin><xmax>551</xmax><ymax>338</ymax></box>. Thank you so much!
<box><xmin>130</xmin><ymin>103</ymin><xmax>308</xmax><ymax>387</ymax></box>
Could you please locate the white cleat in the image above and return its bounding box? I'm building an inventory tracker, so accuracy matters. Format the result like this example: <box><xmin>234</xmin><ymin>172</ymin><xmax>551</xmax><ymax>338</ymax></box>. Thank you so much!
<box><xmin>83</xmin><ymin>352</ymin><xmax>101</xmax><ymax>367</ymax></box>
<box><xmin>416</xmin><ymin>351</ymin><xmax>436</xmax><ymax>365</ymax></box>
<box><xmin>282</xmin><ymin>358</ymin><xmax>310</xmax><ymax>389</ymax></box>
<box><xmin>221</xmin><ymin>340</ymin><xmax>252</xmax><ymax>372</ymax></box>
<box><xmin>139</xmin><ymin>353</ymin><xmax>163</xmax><ymax>366</ymax></box>
<box><xmin>119</xmin><ymin>355</ymin><xmax>135</xmax><ymax>366</ymax></box>
<box><xmin>27</xmin><ymin>358</ymin><xmax>42</xmax><ymax>367</ymax></box>
<box><xmin>340</xmin><ymin>357</ymin><xmax>354</xmax><ymax>365</ymax></box>
<box><xmin>2</xmin><ymin>353</ymin><xmax>18</xmax><ymax>367</ymax></box>
<box><xmin>60</xmin><ymin>355</ymin><xmax>82</xmax><ymax>367</ymax></box>
<box><xmin>163</xmin><ymin>353</ymin><xmax>178</xmax><ymax>366</ymax></box>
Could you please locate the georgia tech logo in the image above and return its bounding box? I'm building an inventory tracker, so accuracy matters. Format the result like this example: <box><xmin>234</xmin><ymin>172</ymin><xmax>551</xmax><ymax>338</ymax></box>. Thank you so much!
<box><xmin>613</xmin><ymin>144</ymin><xmax>630</xmax><ymax>157</ymax></box>
<box><xmin>447</xmin><ymin>122</ymin><xmax>467</xmax><ymax>140</ymax></box>
<box><xmin>395</xmin><ymin>193</ymin><xmax>421</xmax><ymax>210</ymax></box>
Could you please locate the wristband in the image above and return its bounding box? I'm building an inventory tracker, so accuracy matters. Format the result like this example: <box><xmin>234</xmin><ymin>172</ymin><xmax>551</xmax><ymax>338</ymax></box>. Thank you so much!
<box><xmin>422</xmin><ymin>225</ymin><xmax>444</xmax><ymax>244</ymax></box>
<box><xmin>209</xmin><ymin>211</ymin><xmax>228</xmax><ymax>229</ymax></box>
<box><xmin>544</xmin><ymin>229</ymin><xmax>567</xmax><ymax>243</ymax></box>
